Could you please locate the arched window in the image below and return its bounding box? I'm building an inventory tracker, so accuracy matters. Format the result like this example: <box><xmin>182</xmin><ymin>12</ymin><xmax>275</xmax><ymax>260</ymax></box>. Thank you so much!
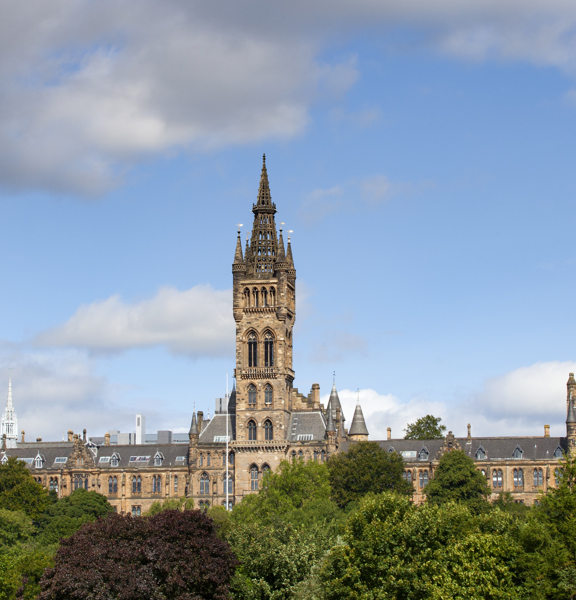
<box><xmin>533</xmin><ymin>468</ymin><xmax>543</xmax><ymax>487</ymax></box>
<box><xmin>109</xmin><ymin>476</ymin><xmax>118</xmax><ymax>494</ymax></box>
<box><xmin>250</xmin><ymin>466</ymin><xmax>259</xmax><ymax>491</ymax></box>
<box><xmin>244</xmin><ymin>288</ymin><xmax>250</xmax><ymax>307</ymax></box>
<box><xmin>418</xmin><ymin>447</ymin><xmax>429</xmax><ymax>460</ymax></box>
<box><xmin>261</xmin><ymin>288</ymin><xmax>268</xmax><ymax>306</ymax></box>
<box><xmin>291</xmin><ymin>450</ymin><xmax>296</xmax><ymax>461</ymax></box>
<box><xmin>475</xmin><ymin>447</ymin><xmax>486</xmax><ymax>460</ymax></box>
<box><xmin>298</xmin><ymin>450</ymin><xmax>303</xmax><ymax>458</ymax></box>
<box><xmin>199</xmin><ymin>454</ymin><xmax>204</xmax><ymax>466</ymax></box>
<box><xmin>264</xmin><ymin>384</ymin><xmax>273</xmax><ymax>405</ymax></box>
<box><xmin>313</xmin><ymin>450</ymin><xmax>318</xmax><ymax>461</ymax></box>
<box><xmin>73</xmin><ymin>475</ymin><xmax>82</xmax><ymax>491</ymax></box>
<box><xmin>253</xmin><ymin>288</ymin><xmax>259</xmax><ymax>307</ymax></box>
<box><xmin>248</xmin><ymin>420</ymin><xmax>257</xmax><ymax>441</ymax></box>
<box><xmin>152</xmin><ymin>475</ymin><xmax>161</xmax><ymax>494</ymax></box>
<box><xmin>207</xmin><ymin>453</ymin><xmax>211</xmax><ymax>466</ymax></box>
<box><xmin>200</xmin><ymin>473</ymin><xmax>210</xmax><ymax>495</ymax></box>
<box><xmin>555</xmin><ymin>468</ymin><xmax>560</xmax><ymax>486</ymax></box>
<box><xmin>419</xmin><ymin>470</ymin><xmax>429</xmax><ymax>489</ymax></box>
<box><xmin>132</xmin><ymin>476</ymin><xmax>138</xmax><ymax>493</ymax></box>
<box><xmin>513</xmin><ymin>469</ymin><xmax>523</xmax><ymax>487</ymax></box>
<box><xmin>264</xmin><ymin>332</ymin><xmax>274</xmax><ymax>367</ymax></box>
<box><xmin>264</xmin><ymin>420</ymin><xmax>273</xmax><ymax>441</ymax></box>
<box><xmin>226</xmin><ymin>475</ymin><xmax>233</xmax><ymax>495</ymax></box>
<box><xmin>248</xmin><ymin>385</ymin><xmax>257</xmax><ymax>406</ymax></box>
<box><xmin>262</xmin><ymin>464</ymin><xmax>270</xmax><ymax>475</ymax></box>
<box><xmin>403</xmin><ymin>470</ymin><xmax>412</xmax><ymax>483</ymax></box>
<box><xmin>229</xmin><ymin>452</ymin><xmax>235</xmax><ymax>465</ymax></box>
<box><xmin>174</xmin><ymin>476</ymin><xmax>178</xmax><ymax>493</ymax></box>
<box><xmin>512</xmin><ymin>445</ymin><xmax>523</xmax><ymax>459</ymax></box>
<box><xmin>321</xmin><ymin>450</ymin><xmax>326</xmax><ymax>462</ymax></box>
<box><xmin>248</xmin><ymin>333</ymin><xmax>258</xmax><ymax>367</ymax></box>
<box><xmin>492</xmin><ymin>469</ymin><xmax>503</xmax><ymax>487</ymax></box>
<box><xmin>269</xmin><ymin>288</ymin><xmax>275</xmax><ymax>306</ymax></box>
<box><xmin>554</xmin><ymin>446</ymin><xmax>564</xmax><ymax>459</ymax></box>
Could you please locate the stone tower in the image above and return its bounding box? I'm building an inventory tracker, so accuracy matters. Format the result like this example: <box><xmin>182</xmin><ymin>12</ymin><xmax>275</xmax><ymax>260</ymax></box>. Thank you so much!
<box><xmin>232</xmin><ymin>155</ymin><xmax>296</xmax><ymax>444</ymax></box>
<box><xmin>567</xmin><ymin>373</ymin><xmax>576</xmax><ymax>451</ymax></box>
<box><xmin>1</xmin><ymin>375</ymin><xmax>18</xmax><ymax>449</ymax></box>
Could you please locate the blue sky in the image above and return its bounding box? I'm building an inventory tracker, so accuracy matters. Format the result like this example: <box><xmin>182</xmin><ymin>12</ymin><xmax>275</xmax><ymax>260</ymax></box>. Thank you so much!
<box><xmin>1</xmin><ymin>0</ymin><xmax>576</xmax><ymax>441</ymax></box>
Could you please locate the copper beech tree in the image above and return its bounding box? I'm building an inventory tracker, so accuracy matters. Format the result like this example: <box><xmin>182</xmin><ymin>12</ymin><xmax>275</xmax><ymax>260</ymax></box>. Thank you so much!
<box><xmin>37</xmin><ymin>509</ymin><xmax>238</xmax><ymax>600</ymax></box>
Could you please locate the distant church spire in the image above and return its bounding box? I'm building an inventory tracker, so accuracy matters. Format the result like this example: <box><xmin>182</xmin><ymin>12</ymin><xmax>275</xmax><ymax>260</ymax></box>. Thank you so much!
<box><xmin>1</xmin><ymin>373</ymin><xmax>18</xmax><ymax>448</ymax></box>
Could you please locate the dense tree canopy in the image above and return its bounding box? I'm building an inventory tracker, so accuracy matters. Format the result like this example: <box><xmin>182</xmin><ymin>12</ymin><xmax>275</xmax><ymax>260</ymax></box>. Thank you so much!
<box><xmin>317</xmin><ymin>493</ymin><xmax>522</xmax><ymax>600</ymax></box>
<box><xmin>37</xmin><ymin>489</ymin><xmax>115</xmax><ymax>546</ymax></box>
<box><xmin>38</xmin><ymin>509</ymin><xmax>237</xmax><ymax>600</ymax></box>
<box><xmin>425</xmin><ymin>449</ymin><xmax>491</xmax><ymax>512</ymax></box>
<box><xmin>0</xmin><ymin>457</ymin><xmax>52</xmax><ymax>520</ymax></box>
<box><xmin>404</xmin><ymin>415</ymin><xmax>446</xmax><ymax>440</ymax></box>
<box><xmin>327</xmin><ymin>441</ymin><xmax>412</xmax><ymax>509</ymax></box>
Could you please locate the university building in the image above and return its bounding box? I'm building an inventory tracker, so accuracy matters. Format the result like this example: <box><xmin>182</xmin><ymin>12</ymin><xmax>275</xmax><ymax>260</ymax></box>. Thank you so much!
<box><xmin>1</xmin><ymin>157</ymin><xmax>575</xmax><ymax>512</ymax></box>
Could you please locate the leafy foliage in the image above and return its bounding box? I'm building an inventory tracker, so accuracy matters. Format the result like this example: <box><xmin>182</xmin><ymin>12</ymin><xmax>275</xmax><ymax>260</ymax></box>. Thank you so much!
<box><xmin>0</xmin><ymin>457</ymin><xmax>52</xmax><ymax>520</ymax></box>
<box><xmin>425</xmin><ymin>450</ymin><xmax>491</xmax><ymax>512</ymax></box>
<box><xmin>318</xmin><ymin>492</ymin><xmax>522</xmax><ymax>600</ymax></box>
<box><xmin>327</xmin><ymin>441</ymin><xmax>412</xmax><ymax>509</ymax></box>
<box><xmin>0</xmin><ymin>547</ymin><xmax>54</xmax><ymax>600</ymax></box>
<box><xmin>0</xmin><ymin>509</ymin><xmax>34</xmax><ymax>549</ymax></box>
<box><xmin>404</xmin><ymin>415</ymin><xmax>446</xmax><ymax>440</ymax></box>
<box><xmin>144</xmin><ymin>496</ymin><xmax>195</xmax><ymax>516</ymax></box>
<box><xmin>37</xmin><ymin>489</ymin><xmax>115</xmax><ymax>545</ymax></box>
<box><xmin>38</xmin><ymin>509</ymin><xmax>237</xmax><ymax>600</ymax></box>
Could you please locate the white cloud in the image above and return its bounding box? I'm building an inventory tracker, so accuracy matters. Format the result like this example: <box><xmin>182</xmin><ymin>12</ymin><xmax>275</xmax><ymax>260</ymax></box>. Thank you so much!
<box><xmin>297</xmin><ymin>186</ymin><xmax>345</xmax><ymax>224</ymax></box>
<box><xmin>34</xmin><ymin>285</ymin><xmax>235</xmax><ymax>357</ymax></box>
<box><xmin>2</xmin><ymin>1</ymin><xmax>576</xmax><ymax>194</ymax></box>
<box><xmin>328</xmin><ymin>361</ymin><xmax>575</xmax><ymax>441</ymax></box>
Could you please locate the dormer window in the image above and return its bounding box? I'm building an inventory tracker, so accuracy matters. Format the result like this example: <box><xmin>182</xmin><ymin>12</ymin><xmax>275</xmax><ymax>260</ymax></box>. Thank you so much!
<box><xmin>0</xmin><ymin>454</ymin><xmax>7</xmax><ymax>465</ymax></box>
<box><xmin>512</xmin><ymin>445</ymin><xmax>523</xmax><ymax>459</ymax></box>
<box><xmin>111</xmin><ymin>453</ymin><xmax>120</xmax><ymax>467</ymax></box>
<box><xmin>475</xmin><ymin>446</ymin><xmax>486</xmax><ymax>460</ymax></box>
<box><xmin>153</xmin><ymin>452</ymin><xmax>164</xmax><ymax>467</ymax></box>
<box><xmin>554</xmin><ymin>446</ymin><xmax>564</xmax><ymax>459</ymax></box>
<box><xmin>34</xmin><ymin>453</ymin><xmax>44</xmax><ymax>469</ymax></box>
<box><xmin>388</xmin><ymin>447</ymin><xmax>395</xmax><ymax>453</ymax></box>
<box><xmin>418</xmin><ymin>447</ymin><xmax>429</xmax><ymax>460</ymax></box>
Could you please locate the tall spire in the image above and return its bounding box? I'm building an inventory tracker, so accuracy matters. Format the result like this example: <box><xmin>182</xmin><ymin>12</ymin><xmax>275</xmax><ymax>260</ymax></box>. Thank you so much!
<box><xmin>349</xmin><ymin>403</ymin><xmax>369</xmax><ymax>438</ymax></box>
<box><xmin>233</xmin><ymin>230</ymin><xmax>244</xmax><ymax>263</ymax></box>
<box><xmin>326</xmin><ymin>406</ymin><xmax>335</xmax><ymax>432</ymax></box>
<box><xmin>256</xmin><ymin>154</ymin><xmax>273</xmax><ymax>208</ymax></box>
<box><xmin>1</xmin><ymin>373</ymin><xmax>18</xmax><ymax>448</ymax></box>
<box><xmin>189</xmin><ymin>412</ymin><xmax>198</xmax><ymax>435</ymax></box>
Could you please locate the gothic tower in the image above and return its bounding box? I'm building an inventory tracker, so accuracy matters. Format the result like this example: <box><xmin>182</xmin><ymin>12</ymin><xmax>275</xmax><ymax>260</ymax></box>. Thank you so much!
<box><xmin>232</xmin><ymin>155</ymin><xmax>296</xmax><ymax>444</ymax></box>
<box><xmin>1</xmin><ymin>376</ymin><xmax>18</xmax><ymax>448</ymax></box>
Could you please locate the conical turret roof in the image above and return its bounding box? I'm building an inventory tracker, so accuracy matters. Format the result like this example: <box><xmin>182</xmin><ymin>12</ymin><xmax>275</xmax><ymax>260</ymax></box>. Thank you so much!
<box><xmin>233</xmin><ymin>231</ymin><xmax>244</xmax><ymax>264</ymax></box>
<box><xmin>567</xmin><ymin>401</ymin><xmax>576</xmax><ymax>424</ymax></box>
<box><xmin>255</xmin><ymin>154</ymin><xmax>274</xmax><ymax>209</ymax></box>
<box><xmin>326</xmin><ymin>406</ymin><xmax>336</xmax><ymax>433</ymax></box>
<box><xmin>349</xmin><ymin>403</ymin><xmax>369</xmax><ymax>436</ymax></box>
<box><xmin>189</xmin><ymin>412</ymin><xmax>198</xmax><ymax>435</ymax></box>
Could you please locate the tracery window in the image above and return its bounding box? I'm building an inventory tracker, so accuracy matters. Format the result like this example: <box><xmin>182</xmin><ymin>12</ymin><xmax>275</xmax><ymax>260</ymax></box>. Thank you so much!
<box><xmin>244</xmin><ymin>288</ymin><xmax>250</xmax><ymax>307</ymax></box>
<box><xmin>419</xmin><ymin>470</ymin><xmax>429</xmax><ymax>489</ymax></box>
<box><xmin>132</xmin><ymin>476</ymin><xmax>141</xmax><ymax>494</ymax></box>
<box><xmin>250</xmin><ymin>466</ymin><xmax>259</xmax><ymax>491</ymax></box>
<box><xmin>264</xmin><ymin>333</ymin><xmax>274</xmax><ymax>367</ymax></box>
<box><xmin>226</xmin><ymin>475</ymin><xmax>233</xmax><ymax>495</ymax></box>
<box><xmin>261</xmin><ymin>288</ymin><xmax>268</xmax><ymax>306</ymax></box>
<box><xmin>403</xmin><ymin>470</ymin><xmax>412</xmax><ymax>483</ymax></box>
<box><xmin>513</xmin><ymin>468</ymin><xmax>523</xmax><ymax>487</ymax></box>
<box><xmin>248</xmin><ymin>420</ymin><xmax>257</xmax><ymax>441</ymax></box>
<box><xmin>200</xmin><ymin>473</ymin><xmax>210</xmax><ymax>495</ymax></box>
<box><xmin>252</xmin><ymin>288</ymin><xmax>259</xmax><ymax>307</ymax></box>
<box><xmin>264</xmin><ymin>384</ymin><xmax>273</xmax><ymax>406</ymax></box>
<box><xmin>131</xmin><ymin>505</ymin><xmax>141</xmax><ymax>517</ymax></box>
<box><xmin>49</xmin><ymin>477</ymin><xmax>59</xmax><ymax>492</ymax></box>
<box><xmin>152</xmin><ymin>475</ymin><xmax>162</xmax><ymax>494</ymax></box>
<box><xmin>492</xmin><ymin>469</ymin><xmax>503</xmax><ymax>488</ymax></box>
<box><xmin>264</xmin><ymin>420</ymin><xmax>273</xmax><ymax>441</ymax></box>
<box><xmin>248</xmin><ymin>384</ymin><xmax>257</xmax><ymax>406</ymax></box>
<box><xmin>108</xmin><ymin>476</ymin><xmax>118</xmax><ymax>494</ymax></box>
<box><xmin>248</xmin><ymin>333</ymin><xmax>258</xmax><ymax>367</ymax></box>
<box><xmin>533</xmin><ymin>468</ymin><xmax>543</xmax><ymax>487</ymax></box>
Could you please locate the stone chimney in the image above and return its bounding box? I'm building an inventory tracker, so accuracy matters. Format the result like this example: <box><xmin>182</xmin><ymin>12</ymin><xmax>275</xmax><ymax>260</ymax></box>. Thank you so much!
<box><xmin>67</xmin><ymin>430</ymin><xmax>73</xmax><ymax>442</ymax></box>
<box><xmin>21</xmin><ymin>430</ymin><xmax>25</xmax><ymax>443</ymax></box>
<box><xmin>198</xmin><ymin>411</ymin><xmax>204</xmax><ymax>432</ymax></box>
<box><xmin>36</xmin><ymin>437</ymin><xmax>42</xmax><ymax>442</ymax></box>
<box><xmin>387</xmin><ymin>427</ymin><xmax>391</xmax><ymax>441</ymax></box>
<box><xmin>467</xmin><ymin>423</ymin><xmax>472</xmax><ymax>440</ymax></box>
<box><xmin>83</xmin><ymin>428</ymin><xmax>87</xmax><ymax>442</ymax></box>
<box><xmin>544</xmin><ymin>424</ymin><xmax>550</xmax><ymax>438</ymax></box>
<box><xmin>104</xmin><ymin>432</ymin><xmax>110</xmax><ymax>446</ymax></box>
<box><xmin>310</xmin><ymin>383</ymin><xmax>320</xmax><ymax>407</ymax></box>
<box><xmin>1</xmin><ymin>433</ymin><xmax>6</xmax><ymax>449</ymax></box>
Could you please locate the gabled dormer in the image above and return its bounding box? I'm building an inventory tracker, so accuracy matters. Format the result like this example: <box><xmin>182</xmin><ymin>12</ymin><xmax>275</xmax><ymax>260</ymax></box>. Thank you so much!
<box><xmin>512</xmin><ymin>445</ymin><xmax>523</xmax><ymax>459</ymax></box>
<box><xmin>475</xmin><ymin>446</ymin><xmax>487</xmax><ymax>460</ymax></box>
<box><xmin>418</xmin><ymin>446</ymin><xmax>430</xmax><ymax>460</ymax></box>
<box><xmin>153</xmin><ymin>451</ymin><xmax>164</xmax><ymax>467</ymax></box>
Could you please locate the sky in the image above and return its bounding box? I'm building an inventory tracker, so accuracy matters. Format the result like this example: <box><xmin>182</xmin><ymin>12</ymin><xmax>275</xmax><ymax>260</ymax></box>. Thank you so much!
<box><xmin>1</xmin><ymin>0</ymin><xmax>576</xmax><ymax>442</ymax></box>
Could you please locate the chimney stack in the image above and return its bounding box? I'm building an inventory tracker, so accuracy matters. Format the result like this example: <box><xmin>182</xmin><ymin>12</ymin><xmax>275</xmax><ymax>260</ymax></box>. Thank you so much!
<box><xmin>198</xmin><ymin>411</ymin><xmax>204</xmax><ymax>432</ymax></box>
<box><xmin>21</xmin><ymin>430</ymin><xmax>25</xmax><ymax>443</ymax></box>
<box><xmin>387</xmin><ymin>427</ymin><xmax>391</xmax><ymax>441</ymax></box>
<box><xmin>36</xmin><ymin>437</ymin><xmax>42</xmax><ymax>442</ymax></box>
<box><xmin>104</xmin><ymin>432</ymin><xmax>110</xmax><ymax>446</ymax></box>
<box><xmin>67</xmin><ymin>430</ymin><xmax>73</xmax><ymax>442</ymax></box>
<box><xmin>544</xmin><ymin>424</ymin><xmax>550</xmax><ymax>438</ymax></box>
<box><xmin>83</xmin><ymin>429</ymin><xmax>87</xmax><ymax>442</ymax></box>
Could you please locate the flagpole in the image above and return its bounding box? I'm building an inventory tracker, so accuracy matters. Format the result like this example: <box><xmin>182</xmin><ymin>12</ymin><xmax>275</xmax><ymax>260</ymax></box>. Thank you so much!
<box><xmin>226</xmin><ymin>372</ymin><xmax>229</xmax><ymax>511</ymax></box>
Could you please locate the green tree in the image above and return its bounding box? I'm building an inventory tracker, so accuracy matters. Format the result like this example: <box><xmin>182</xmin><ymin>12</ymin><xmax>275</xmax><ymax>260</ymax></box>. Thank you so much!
<box><xmin>0</xmin><ymin>547</ymin><xmax>54</xmax><ymax>600</ymax></box>
<box><xmin>425</xmin><ymin>450</ymin><xmax>491</xmax><ymax>512</ymax></box>
<box><xmin>144</xmin><ymin>496</ymin><xmax>194</xmax><ymax>516</ymax></box>
<box><xmin>36</xmin><ymin>488</ymin><xmax>115</xmax><ymax>546</ymax></box>
<box><xmin>404</xmin><ymin>414</ymin><xmax>446</xmax><ymax>439</ymax></box>
<box><xmin>327</xmin><ymin>441</ymin><xmax>412</xmax><ymax>509</ymax></box>
<box><xmin>0</xmin><ymin>509</ymin><xmax>34</xmax><ymax>549</ymax></box>
<box><xmin>0</xmin><ymin>458</ymin><xmax>52</xmax><ymax>521</ymax></box>
<box><xmin>318</xmin><ymin>493</ymin><xmax>523</xmax><ymax>600</ymax></box>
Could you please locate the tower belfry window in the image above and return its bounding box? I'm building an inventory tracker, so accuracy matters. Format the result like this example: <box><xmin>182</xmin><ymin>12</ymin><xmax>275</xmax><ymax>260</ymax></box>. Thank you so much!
<box><xmin>248</xmin><ymin>334</ymin><xmax>258</xmax><ymax>367</ymax></box>
<box><xmin>264</xmin><ymin>333</ymin><xmax>274</xmax><ymax>367</ymax></box>
<box><xmin>248</xmin><ymin>385</ymin><xmax>257</xmax><ymax>406</ymax></box>
<box><xmin>264</xmin><ymin>384</ymin><xmax>273</xmax><ymax>405</ymax></box>
<box><xmin>264</xmin><ymin>420</ymin><xmax>273</xmax><ymax>441</ymax></box>
<box><xmin>248</xmin><ymin>420</ymin><xmax>257</xmax><ymax>441</ymax></box>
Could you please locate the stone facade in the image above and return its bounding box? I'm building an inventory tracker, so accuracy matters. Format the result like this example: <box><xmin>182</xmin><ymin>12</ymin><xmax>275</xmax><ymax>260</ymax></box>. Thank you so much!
<box><xmin>1</xmin><ymin>156</ymin><xmax>575</xmax><ymax>511</ymax></box>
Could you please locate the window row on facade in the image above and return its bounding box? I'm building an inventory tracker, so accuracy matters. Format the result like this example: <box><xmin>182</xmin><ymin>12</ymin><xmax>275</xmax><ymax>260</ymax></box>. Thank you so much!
<box><xmin>198</xmin><ymin>452</ymin><xmax>234</xmax><ymax>467</ymax></box>
<box><xmin>199</xmin><ymin>473</ymin><xmax>234</xmax><ymax>496</ymax></box>
<box><xmin>247</xmin><ymin>383</ymin><xmax>274</xmax><ymax>407</ymax></box>
<box><xmin>247</xmin><ymin>332</ymin><xmax>274</xmax><ymax>367</ymax></box>
<box><xmin>247</xmin><ymin>419</ymin><xmax>274</xmax><ymax>441</ymax></box>
<box><xmin>243</xmin><ymin>287</ymin><xmax>276</xmax><ymax>308</ymax></box>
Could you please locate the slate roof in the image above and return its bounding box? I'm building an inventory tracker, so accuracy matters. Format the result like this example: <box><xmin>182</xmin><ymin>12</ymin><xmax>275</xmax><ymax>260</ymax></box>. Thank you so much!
<box><xmin>348</xmin><ymin>404</ymin><xmax>369</xmax><ymax>436</ymax></box>
<box><xmin>342</xmin><ymin>436</ymin><xmax>568</xmax><ymax>462</ymax></box>
<box><xmin>1</xmin><ymin>443</ymin><xmax>189</xmax><ymax>470</ymax></box>
<box><xmin>199</xmin><ymin>414</ymin><xmax>236</xmax><ymax>444</ymax></box>
<box><xmin>288</xmin><ymin>411</ymin><xmax>326</xmax><ymax>442</ymax></box>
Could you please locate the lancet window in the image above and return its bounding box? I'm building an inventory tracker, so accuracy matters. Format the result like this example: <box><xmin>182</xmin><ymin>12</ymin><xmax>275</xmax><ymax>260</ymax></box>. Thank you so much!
<box><xmin>264</xmin><ymin>332</ymin><xmax>274</xmax><ymax>367</ymax></box>
<box><xmin>132</xmin><ymin>476</ymin><xmax>142</xmax><ymax>493</ymax></box>
<box><xmin>264</xmin><ymin>384</ymin><xmax>273</xmax><ymax>405</ymax></box>
<box><xmin>200</xmin><ymin>473</ymin><xmax>210</xmax><ymax>495</ymax></box>
<box><xmin>533</xmin><ymin>468</ymin><xmax>543</xmax><ymax>487</ymax></box>
<box><xmin>264</xmin><ymin>420</ymin><xmax>273</xmax><ymax>441</ymax></box>
<box><xmin>248</xmin><ymin>420</ymin><xmax>257</xmax><ymax>441</ymax></box>
<box><xmin>250</xmin><ymin>466</ymin><xmax>259</xmax><ymax>491</ymax></box>
<box><xmin>248</xmin><ymin>384</ymin><xmax>257</xmax><ymax>406</ymax></box>
<box><xmin>513</xmin><ymin>468</ymin><xmax>523</xmax><ymax>487</ymax></box>
<box><xmin>248</xmin><ymin>333</ymin><xmax>258</xmax><ymax>367</ymax></box>
<box><xmin>108</xmin><ymin>476</ymin><xmax>118</xmax><ymax>494</ymax></box>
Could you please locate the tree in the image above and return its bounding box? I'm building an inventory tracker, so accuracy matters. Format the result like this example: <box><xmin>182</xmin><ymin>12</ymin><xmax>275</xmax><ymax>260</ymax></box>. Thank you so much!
<box><xmin>36</xmin><ymin>489</ymin><xmax>115</xmax><ymax>546</ymax></box>
<box><xmin>404</xmin><ymin>414</ymin><xmax>446</xmax><ymax>439</ymax></box>
<box><xmin>425</xmin><ymin>450</ymin><xmax>491</xmax><ymax>512</ymax></box>
<box><xmin>0</xmin><ymin>457</ymin><xmax>52</xmax><ymax>520</ymax></box>
<box><xmin>0</xmin><ymin>547</ymin><xmax>54</xmax><ymax>600</ymax></box>
<box><xmin>38</xmin><ymin>509</ymin><xmax>237</xmax><ymax>600</ymax></box>
<box><xmin>144</xmin><ymin>496</ymin><xmax>194</xmax><ymax>516</ymax></box>
<box><xmin>318</xmin><ymin>493</ymin><xmax>523</xmax><ymax>600</ymax></box>
<box><xmin>0</xmin><ymin>509</ymin><xmax>34</xmax><ymax>549</ymax></box>
<box><xmin>327</xmin><ymin>441</ymin><xmax>412</xmax><ymax>509</ymax></box>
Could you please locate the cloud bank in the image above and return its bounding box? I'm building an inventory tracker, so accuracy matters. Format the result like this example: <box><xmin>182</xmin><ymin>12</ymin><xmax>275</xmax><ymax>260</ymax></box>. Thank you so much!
<box><xmin>2</xmin><ymin>1</ymin><xmax>576</xmax><ymax>194</ymax></box>
<box><xmin>34</xmin><ymin>285</ymin><xmax>235</xmax><ymax>357</ymax></box>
